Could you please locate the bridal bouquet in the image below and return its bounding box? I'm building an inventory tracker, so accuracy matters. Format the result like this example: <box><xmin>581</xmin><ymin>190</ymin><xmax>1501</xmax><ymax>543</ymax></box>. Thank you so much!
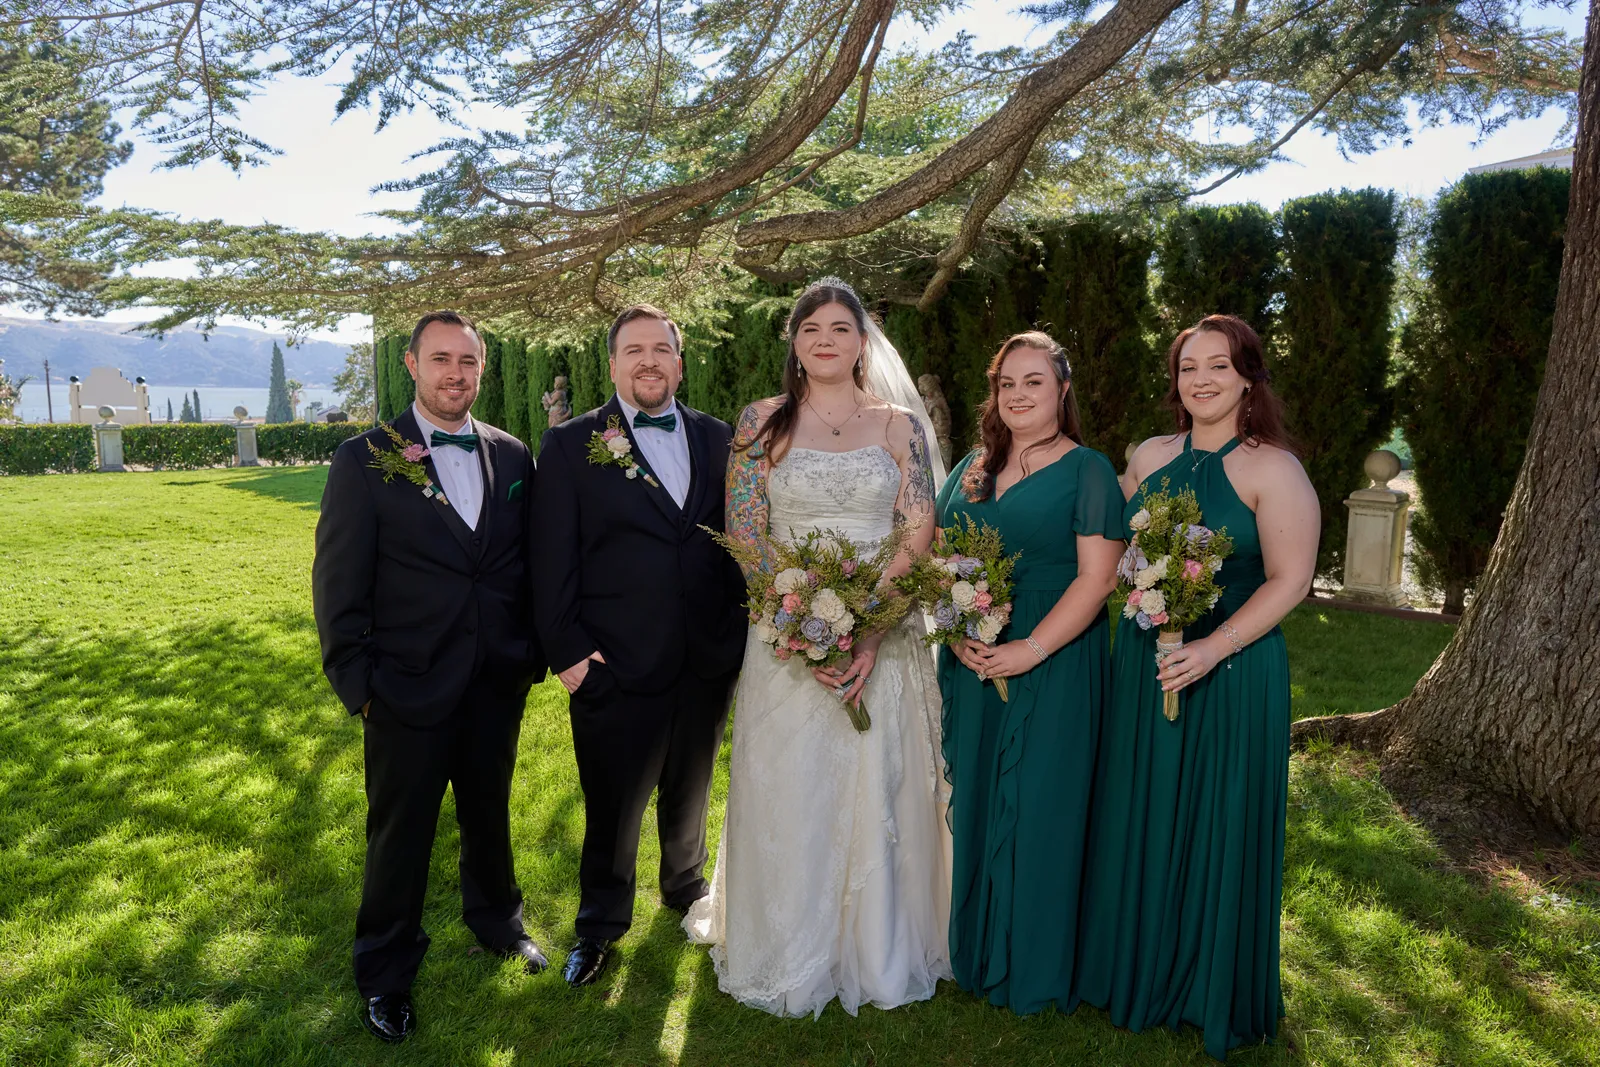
<box><xmin>708</xmin><ymin>524</ymin><xmax>912</xmax><ymax>732</ymax></box>
<box><xmin>895</xmin><ymin>515</ymin><xmax>1019</xmax><ymax>701</ymax></box>
<box><xmin>1117</xmin><ymin>478</ymin><xmax>1234</xmax><ymax>721</ymax></box>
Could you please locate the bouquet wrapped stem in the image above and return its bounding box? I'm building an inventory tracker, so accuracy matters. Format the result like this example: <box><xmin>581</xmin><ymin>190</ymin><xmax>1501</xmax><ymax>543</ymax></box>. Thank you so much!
<box><xmin>1154</xmin><ymin>629</ymin><xmax>1184</xmax><ymax>721</ymax></box>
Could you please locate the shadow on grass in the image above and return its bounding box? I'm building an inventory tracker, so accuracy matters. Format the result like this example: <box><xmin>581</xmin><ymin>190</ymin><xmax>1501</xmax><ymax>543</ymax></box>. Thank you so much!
<box><xmin>221</xmin><ymin>466</ymin><xmax>331</xmax><ymax>511</ymax></box>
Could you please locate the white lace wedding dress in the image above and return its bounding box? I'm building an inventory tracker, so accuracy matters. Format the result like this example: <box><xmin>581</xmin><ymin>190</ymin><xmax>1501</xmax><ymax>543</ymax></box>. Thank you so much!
<box><xmin>684</xmin><ymin>445</ymin><xmax>953</xmax><ymax>1018</ymax></box>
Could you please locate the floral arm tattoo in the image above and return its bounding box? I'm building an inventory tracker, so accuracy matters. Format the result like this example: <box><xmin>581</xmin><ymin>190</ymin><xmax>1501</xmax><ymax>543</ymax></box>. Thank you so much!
<box><xmin>891</xmin><ymin>416</ymin><xmax>938</xmax><ymax>572</ymax></box>
<box><xmin>726</xmin><ymin>403</ymin><xmax>777</xmax><ymax>580</ymax></box>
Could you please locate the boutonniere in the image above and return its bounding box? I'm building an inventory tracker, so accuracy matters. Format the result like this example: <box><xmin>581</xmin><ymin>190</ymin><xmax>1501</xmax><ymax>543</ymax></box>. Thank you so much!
<box><xmin>367</xmin><ymin>423</ymin><xmax>450</xmax><ymax>505</ymax></box>
<box><xmin>587</xmin><ymin>415</ymin><xmax>660</xmax><ymax>487</ymax></box>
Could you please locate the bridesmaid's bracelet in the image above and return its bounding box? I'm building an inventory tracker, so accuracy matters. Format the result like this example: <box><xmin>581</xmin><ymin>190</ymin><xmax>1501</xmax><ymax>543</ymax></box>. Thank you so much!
<box><xmin>1221</xmin><ymin>622</ymin><xmax>1246</xmax><ymax>656</ymax></box>
<box><xmin>1025</xmin><ymin>636</ymin><xmax>1049</xmax><ymax>663</ymax></box>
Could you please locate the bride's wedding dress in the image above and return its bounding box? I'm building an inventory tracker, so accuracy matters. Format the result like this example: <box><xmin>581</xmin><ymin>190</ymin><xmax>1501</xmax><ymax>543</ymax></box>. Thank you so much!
<box><xmin>684</xmin><ymin>445</ymin><xmax>953</xmax><ymax>1018</ymax></box>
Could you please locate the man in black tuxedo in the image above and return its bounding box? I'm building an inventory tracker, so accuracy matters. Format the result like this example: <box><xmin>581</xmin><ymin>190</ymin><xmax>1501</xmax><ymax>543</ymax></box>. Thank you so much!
<box><xmin>312</xmin><ymin>310</ymin><xmax>548</xmax><ymax>1044</ymax></box>
<box><xmin>531</xmin><ymin>305</ymin><xmax>747</xmax><ymax>987</ymax></box>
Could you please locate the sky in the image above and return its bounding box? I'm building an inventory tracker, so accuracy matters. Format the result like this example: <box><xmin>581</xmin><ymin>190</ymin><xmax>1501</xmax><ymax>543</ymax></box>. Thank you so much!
<box><xmin>5</xmin><ymin>0</ymin><xmax>1585</xmax><ymax>344</ymax></box>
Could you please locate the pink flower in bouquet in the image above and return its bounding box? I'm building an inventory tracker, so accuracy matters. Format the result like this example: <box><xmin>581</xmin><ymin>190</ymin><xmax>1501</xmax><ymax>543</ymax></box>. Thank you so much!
<box><xmin>402</xmin><ymin>443</ymin><xmax>430</xmax><ymax>463</ymax></box>
<box><xmin>1151</xmin><ymin>611</ymin><xmax>1169</xmax><ymax>625</ymax></box>
<box><xmin>841</xmin><ymin>559</ymin><xmax>858</xmax><ymax>576</ymax></box>
<box><xmin>805</xmin><ymin>570</ymin><xmax>821</xmax><ymax>587</ymax></box>
<box><xmin>1128</xmin><ymin>589</ymin><xmax>1143</xmax><ymax>606</ymax></box>
<box><xmin>767</xmin><ymin>586</ymin><xmax>778</xmax><ymax>598</ymax></box>
<box><xmin>787</xmin><ymin>636</ymin><xmax>807</xmax><ymax>651</ymax></box>
<box><xmin>776</xmin><ymin>648</ymin><xmax>792</xmax><ymax>661</ymax></box>
<box><xmin>974</xmin><ymin>592</ymin><xmax>993</xmax><ymax>610</ymax></box>
<box><xmin>1183</xmin><ymin>559</ymin><xmax>1203</xmax><ymax>580</ymax></box>
<box><xmin>602</xmin><ymin>427</ymin><xmax>622</xmax><ymax>440</ymax></box>
<box><xmin>782</xmin><ymin>592</ymin><xmax>805</xmax><ymax>615</ymax></box>
<box><xmin>837</xmin><ymin>634</ymin><xmax>854</xmax><ymax>650</ymax></box>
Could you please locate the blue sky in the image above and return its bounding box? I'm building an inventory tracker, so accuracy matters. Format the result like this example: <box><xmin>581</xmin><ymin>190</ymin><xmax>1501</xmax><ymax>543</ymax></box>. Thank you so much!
<box><xmin>7</xmin><ymin>0</ymin><xmax>1585</xmax><ymax>342</ymax></box>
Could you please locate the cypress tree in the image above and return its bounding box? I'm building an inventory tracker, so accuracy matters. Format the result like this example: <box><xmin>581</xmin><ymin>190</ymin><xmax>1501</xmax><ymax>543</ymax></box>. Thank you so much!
<box><xmin>179</xmin><ymin>394</ymin><xmax>193</xmax><ymax>422</ymax></box>
<box><xmin>1155</xmin><ymin>203</ymin><xmax>1279</xmax><ymax>337</ymax></box>
<box><xmin>501</xmin><ymin>335</ymin><xmax>528</xmax><ymax>442</ymax></box>
<box><xmin>1276</xmin><ymin>188</ymin><xmax>1400</xmax><ymax>576</ymax></box>
<box><xmin>1398</xmin><ymin>168</ymin><xmax>1570</xmax><ymax>613</ymax></box>
<box><xmin>265</xmin><ymin>341</ymin><xmax>293</xmax><ymax>423</ymax></box>
<box><xmin>166</xmin><ymin>397</ymin><xmax>174</xmax><ymax>422</ymax></box>
<box><xmin>473</xmin><ymin>332</ymin><xmax>506</xmax><ymax>429</ymax></box>
<box><xmin>192</xmin><ymin>389</ymin><xmax>204</xmax><ymax>422</ymax></box>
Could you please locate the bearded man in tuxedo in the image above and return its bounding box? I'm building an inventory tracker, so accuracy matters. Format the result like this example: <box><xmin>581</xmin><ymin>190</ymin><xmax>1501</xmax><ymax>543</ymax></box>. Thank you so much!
<box><xmin>313</xmin><ymin>310</ymin><xmax>547</xmax><ymax>1044</ymax></box>
<box><xmin>531</xmin><ymin>305</ymin><xmax>748</xmax><ymax>987</ymax></box>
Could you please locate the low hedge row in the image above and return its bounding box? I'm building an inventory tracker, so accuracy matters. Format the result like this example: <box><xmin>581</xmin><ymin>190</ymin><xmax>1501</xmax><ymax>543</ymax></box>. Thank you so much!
<box><xmin>0</xmin><ymin>424</ymin><xmax>97</xmax><ymax>475</ymax></box>
<box><xmin>0</xmin><ymin>421</ymin><xmax>372</xmax><ymax>475</ymax></box>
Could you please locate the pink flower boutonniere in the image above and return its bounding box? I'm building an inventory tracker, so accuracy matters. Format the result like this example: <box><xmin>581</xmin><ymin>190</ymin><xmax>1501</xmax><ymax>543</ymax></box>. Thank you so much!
<box><xmin>586</xmin><ymin>415</ymin><xmax>659</xmax><ymax>488</ymax></box>
<box><xmin>367</xmin><ymin>423</ymin><xmax>449</xmax><ymax>505</ymax></box>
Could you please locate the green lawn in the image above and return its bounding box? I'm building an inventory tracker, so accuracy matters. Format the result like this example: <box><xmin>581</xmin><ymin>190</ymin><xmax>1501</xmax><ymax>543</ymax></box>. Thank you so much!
<box><xmin>0</xmin><ymin>467</ymin><xmax>1595</xmax><ymax>1067</ymax></box>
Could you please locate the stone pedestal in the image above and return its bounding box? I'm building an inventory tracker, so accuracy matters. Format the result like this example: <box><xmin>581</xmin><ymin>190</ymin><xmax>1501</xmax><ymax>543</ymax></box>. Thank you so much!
<box><xmin>94</xmin><ymin>418</ymin><xmax>125</xmax><ymax>472</ymax></box>
<box><xmin>1337</xmin><ymin>449</ymin><xmax>1410</xmax><ymax>607</ymax></box>
<box><xmin>235</xmin><ymin>424</ymin><xmax>260</xmax><ymax>466</ymax></box>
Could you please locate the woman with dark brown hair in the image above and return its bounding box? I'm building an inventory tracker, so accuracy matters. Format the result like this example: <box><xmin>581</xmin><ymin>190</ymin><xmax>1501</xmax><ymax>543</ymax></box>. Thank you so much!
<box><xmin>1076</xmin><ymin>315</ymin><xmax>1319</xmax><ymax>1059</ymax></box>
<box><xmin>933</xmin><ymin>331</ymin><xmax>1125</xmax><ymax>1015</ymax></box>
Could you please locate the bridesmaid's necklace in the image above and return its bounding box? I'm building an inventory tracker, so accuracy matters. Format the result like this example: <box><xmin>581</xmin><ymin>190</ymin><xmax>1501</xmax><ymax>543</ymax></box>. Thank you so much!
<box><xmin>807</xmin><ymin>392</ymin><xmax>862</xmax><ymax>436</ymax></box>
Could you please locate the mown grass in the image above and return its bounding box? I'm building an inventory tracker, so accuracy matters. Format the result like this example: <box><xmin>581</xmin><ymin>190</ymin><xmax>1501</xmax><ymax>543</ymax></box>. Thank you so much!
<box><xmin>0</xmin><ymin>467</ymin><xmax>1595</xmax><ymax>1067</ymax></box>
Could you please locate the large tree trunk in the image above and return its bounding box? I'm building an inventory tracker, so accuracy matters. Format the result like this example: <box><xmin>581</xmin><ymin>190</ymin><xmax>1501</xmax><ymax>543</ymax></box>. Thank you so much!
<box><xmin>1295</xmin><ymin>0</ymin><xmax>1600</xmax><ymax>835</ymax></box>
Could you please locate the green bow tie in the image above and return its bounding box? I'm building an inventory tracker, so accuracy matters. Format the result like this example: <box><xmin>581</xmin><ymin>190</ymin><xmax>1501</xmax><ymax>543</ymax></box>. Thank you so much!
<box><xmin>429</xmin><ymin>430</ymin><xmax>479</xmax><ymax>453</ymax></box>
<box><xmin>632</xmin><ymin>410</ymin><xmax>677</xmax><ymax>433</ymax></box>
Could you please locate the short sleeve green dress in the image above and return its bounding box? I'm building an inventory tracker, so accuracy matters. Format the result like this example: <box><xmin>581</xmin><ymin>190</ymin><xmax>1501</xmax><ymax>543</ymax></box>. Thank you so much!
<box><xmin>1076</xmin><ymin>435</ymin><xmax>1291</xmax><ymax>1059</ymax></box>
<box><xmin>934</xmin><ymin>445</ymin><xmax>1125</xmax><ymax>1014</ymax></box>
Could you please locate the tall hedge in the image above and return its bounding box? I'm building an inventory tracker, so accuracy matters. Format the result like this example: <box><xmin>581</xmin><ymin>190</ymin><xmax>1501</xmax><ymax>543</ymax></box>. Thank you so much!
<box><xmin>256</xmin><ymin>422</ymin><xmax>367</xmax><ymax>464</ymax></box>
<box><xmin>1275</xmin><ymin>188</ymin><xmax>1400</xmax><ymax>576</ymax></box>
<box><xmin>1155</xmin><ymin>203</ymin><xmax>1279</xmax><ymax>338</ymax></box>
<box><xmin>473</xmin><ymin>332</ymin><xmax>506</xmax><ymax>429</ymax></box>
<box><xmin>122</xmin><ymin>424</ymin><xmax>236</xmax><ymax>469</ymax></box>
<box><xmin>682</xmin><ymin>289</ymin><xmax>791</xmax><ymax>425</ymax></box>
<box><xmin>1398</xmin><ymin>167</ymin><xmax>1570</xmax><ymax>613</ymax></box>
<box><xmin>375</xmin><ymin>332</ymin><xmax>414</xmax><ymax>422</ymax></box>
<box><xmin>0</xmin><ymin>424</ymin><xmax>96</xmax><ymax>475</ymax></box>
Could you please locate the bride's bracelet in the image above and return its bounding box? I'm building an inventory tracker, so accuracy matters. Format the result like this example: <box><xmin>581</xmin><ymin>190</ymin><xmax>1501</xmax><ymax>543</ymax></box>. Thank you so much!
<box><xmin>1220</xmin><ymin>621</ymin><xmax>1247</xmax><ymax>656</ymax></box>
<box><xmin>1024</xmin><ymin>635</ymin><xmax>1049</xmax><ymax>664</ymax></box>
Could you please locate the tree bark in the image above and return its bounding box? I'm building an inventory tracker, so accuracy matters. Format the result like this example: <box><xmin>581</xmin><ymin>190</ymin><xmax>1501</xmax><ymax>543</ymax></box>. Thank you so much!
<box><xmin>1294</xmin><ymin>0</ymin><xmax>1600</xmax><ymax>835</ymax></box>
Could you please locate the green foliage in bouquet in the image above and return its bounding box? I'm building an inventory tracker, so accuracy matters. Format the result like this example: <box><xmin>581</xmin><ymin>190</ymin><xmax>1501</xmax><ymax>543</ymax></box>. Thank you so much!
<box><xmin>1119</xmin><ymin>479</ymin><xmax>1235</xmax><ymax>633</ymax></box>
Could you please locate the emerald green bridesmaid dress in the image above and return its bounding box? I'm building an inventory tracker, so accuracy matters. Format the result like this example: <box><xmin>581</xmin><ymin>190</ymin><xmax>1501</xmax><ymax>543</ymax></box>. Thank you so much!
<box><xmin>1077</xmin><ymin>435</ymin><xmax>1291</xmax><ymax>1059</ymax></box>
<box><xmin>934</xmin><ymin>445</ymin><xmax>1125</xmax><ymax>1014</ymax></box>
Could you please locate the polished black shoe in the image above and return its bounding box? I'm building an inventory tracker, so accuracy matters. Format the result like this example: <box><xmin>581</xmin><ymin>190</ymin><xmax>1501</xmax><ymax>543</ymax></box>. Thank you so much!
<box><xmin>361</xmin><ymin>993</ymin><xmax>416</xmax><ymax>1043</ymax></box>
<box><xmin>563</xmin><ymin>937</ymin><xmax>614</xmax><ymax>988</ymax></box>
<box><xmin>503</xmin><ymin>936</ymin><xmax>550</xmax><ymax>975</ymax></box>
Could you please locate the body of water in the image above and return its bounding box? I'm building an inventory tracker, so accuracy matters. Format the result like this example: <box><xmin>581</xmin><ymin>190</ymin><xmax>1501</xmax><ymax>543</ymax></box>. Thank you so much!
<box><xmin>12</xmin><ymin>384</ymin><xmax>345</xmax><ymax>423</ymax></box>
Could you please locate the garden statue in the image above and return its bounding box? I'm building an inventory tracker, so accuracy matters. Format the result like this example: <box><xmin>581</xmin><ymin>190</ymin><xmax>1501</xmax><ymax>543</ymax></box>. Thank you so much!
<box><xmin>917</xmin><ymin>372</ymin><xmax>953</xmax><ymax>470</ymax></box>
<box><xmin>542</xmin><ymin>375</ymin><xmax>572</xmax><ymax>428</ymax></box>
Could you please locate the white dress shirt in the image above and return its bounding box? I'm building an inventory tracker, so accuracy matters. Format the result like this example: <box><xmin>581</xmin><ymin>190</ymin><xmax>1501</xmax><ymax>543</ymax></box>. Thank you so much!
<box><xmin>616</xmin><ymin>395</ymin><xmax>692</xmax><ymax>508</ymax></box>
<box><xmin>412</xmin><ymin>402</ymin><xmax>484</xmax><ymax>530</ymax></box>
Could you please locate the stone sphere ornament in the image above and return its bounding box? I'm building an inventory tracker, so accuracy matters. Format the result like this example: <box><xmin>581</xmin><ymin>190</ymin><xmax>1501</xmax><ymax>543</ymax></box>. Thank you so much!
<box><xmin>97</xmin><ymin>405</ymin><xmax>116</xmax><ymax>422</ymax></box>
<box><xmin>234</xmin><ymin>405</ymin><xmax>249</xmax><ymax>421</ymax></box>
<box><xmin>1364</xmin><ymin>449</ymin><xmax>1402</xmax><ymax>489</ymax></box>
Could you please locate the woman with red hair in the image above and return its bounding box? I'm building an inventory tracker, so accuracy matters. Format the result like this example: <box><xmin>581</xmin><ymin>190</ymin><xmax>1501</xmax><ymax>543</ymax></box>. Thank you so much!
<box><xmin>1077</xmin><ymin>315</ymin><xmax>1319</xmax><ymax>1059</ymax></box>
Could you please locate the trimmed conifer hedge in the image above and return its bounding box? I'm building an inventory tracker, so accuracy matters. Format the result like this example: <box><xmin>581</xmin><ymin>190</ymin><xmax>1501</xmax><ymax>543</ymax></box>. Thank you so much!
<box><xmin>1155</xmin><ymin>203</ymin><xmax>1279</xmax><ymax>338</ymax></box>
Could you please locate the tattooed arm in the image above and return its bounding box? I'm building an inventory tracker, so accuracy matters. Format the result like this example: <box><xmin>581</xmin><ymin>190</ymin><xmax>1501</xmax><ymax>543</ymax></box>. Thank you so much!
<box><xmin>726</xmin><ymin>400</ymin><xmax>779</xmax><ymax>581</ymax></box>
<box><xmin>887</xmin><ymin>409</ymin><xmax>938</xmax><ymax>581</ymax></box>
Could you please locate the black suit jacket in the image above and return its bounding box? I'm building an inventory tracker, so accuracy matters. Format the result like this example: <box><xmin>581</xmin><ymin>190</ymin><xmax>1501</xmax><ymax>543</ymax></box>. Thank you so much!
<box><xmin>531</xmin><ymin>396</ymin><xmax>748</xmax><ymax>694</ymax></box>
<box><xmin>312</xmin><ymin>410</ymin><xmax>546</xmax><ymax>726</ymax></box>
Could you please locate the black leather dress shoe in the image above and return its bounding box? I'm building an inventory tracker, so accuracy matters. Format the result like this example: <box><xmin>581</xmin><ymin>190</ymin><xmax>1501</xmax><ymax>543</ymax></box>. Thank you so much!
<box><xmin>563</xmin><ymin>937</ymin><xmax>614</xmax><ymax>988</ymax></box>
<box><xmin>361</xmin><ymin>993</ymin><xmax>416</xmax><ymax>1043</ymax></box>
<box><xmin>503</xmin><ymin>937</ymin><xmax>549</xmax><ymax>975</ymax></box>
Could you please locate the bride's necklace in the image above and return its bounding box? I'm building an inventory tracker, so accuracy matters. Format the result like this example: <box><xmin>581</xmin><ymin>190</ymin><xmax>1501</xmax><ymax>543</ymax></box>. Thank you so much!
<box><xmin>806</xmin><ymin>393</ymin><xmax>862</xmax><ymax>436</ymax></box>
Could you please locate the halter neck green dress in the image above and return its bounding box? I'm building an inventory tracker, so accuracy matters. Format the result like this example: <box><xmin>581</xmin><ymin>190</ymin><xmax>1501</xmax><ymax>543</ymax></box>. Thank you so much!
<box><xmin>934</xmin><ymin>445</ymin><xmax>1125</xmax><ymax>1015</ymax></box>
<box><xmin>1077</xmin><ymin>435</ymin><xmax>1290</xmax><ymax>1059</ymax></box>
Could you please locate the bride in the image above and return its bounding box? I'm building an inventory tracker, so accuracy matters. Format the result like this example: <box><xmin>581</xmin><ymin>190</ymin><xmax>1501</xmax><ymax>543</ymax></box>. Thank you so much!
<box><xmin>683</xmin><ymin>278</ymin><xmax>953</xmax><ymax>1017</ymax></box>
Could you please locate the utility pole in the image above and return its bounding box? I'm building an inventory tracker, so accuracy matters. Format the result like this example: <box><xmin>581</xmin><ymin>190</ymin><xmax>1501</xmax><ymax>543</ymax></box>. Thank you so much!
<box><xmin>43</xmin><ymin>359</ymin><xmax>54</xmax><ymax>423</ymax></box>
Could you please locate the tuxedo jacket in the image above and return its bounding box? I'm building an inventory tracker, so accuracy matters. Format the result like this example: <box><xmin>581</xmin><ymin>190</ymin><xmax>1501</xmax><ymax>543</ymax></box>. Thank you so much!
<box><xmin>312</xmin><ymin>409</ymin><xmax>546</xmax><ymax>726</ymax></box>
<box><xmin>531</xmin><ymin>395</ymin><xmax>748</xmax><ymax>694</ymax></box>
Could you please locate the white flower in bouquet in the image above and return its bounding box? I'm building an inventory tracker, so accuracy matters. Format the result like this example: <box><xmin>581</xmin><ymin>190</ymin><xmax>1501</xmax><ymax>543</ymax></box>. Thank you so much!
<box><xmin>1135</xmin><ymin>555</ymin><xmax>1169</xmax><ymax>590</ymax></box>
<box><xmin>606</xmin><ymin>435</ymin><xmax>632</xmax><ymax>456</ymax></box>
<box><xmin>1209</xmin><ymin>557</ymin><xmax>1224</xmax><ymax>574</ymax></box>
<box><xmin>1129</xmin><ymin>508</ymin><xmax>1152</xmax><ymax>530</ymax></box>
<box><xmin>812</xmin><ymin>588</ymin><xmax>847</xmax><ymax>623</ymax></box>
<box><xmin>775</xmin><ymin>568</ymin><xmax>809</xmax><ymax>594</ymax></box>
<box><xmin>951</xmin><ymin>580</ymin><xmax>978</xmax><ymax>610</ymax></box>
<box><xmin>977</xmin><ymin>614</ymin><xmax>1004</xmax><ymax>643</ymax></box>
<box><xmin>754</xmin><ymin>614</ymin><xmax>779</xmax><ymax>645</ymax></box>
<box><xmin>1122</xmin><ymin>599</ymin><xmax>1140</xmax><ymax>619</ymax></box>
<box><xmin>941</xmin><ymin>559</ymin><xmax>962</xmax><ymax>576</ymax></box>
<box><xmin>975</xmin><ymin>580</ymin><xmax>989</xmax><ymax>593</ymax></box>
<box><xmin>830</xmin><ymin>611</ymin><xmax>855</xmax><ymax>636</ymax></box>
<box><xmin>805</xmin><ymin>645</ymin><xmax>828</xmax><ymax>661</ymax></box>
<box><xmin>1140</xmin><ymin>589</ymin><xmax>1166</xmax><ymax>616</ymax></box>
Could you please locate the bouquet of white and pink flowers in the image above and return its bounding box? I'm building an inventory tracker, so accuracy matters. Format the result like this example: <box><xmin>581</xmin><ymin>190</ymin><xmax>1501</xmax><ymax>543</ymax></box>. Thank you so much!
<box><xmin>896</xmin><ymin>516</ymin><xmax>1019</xmax><ymax>701</ymax></box>
<box><xmin>1116</xmin><ymin>478</ymin><xmax>1234</xmax><ymax>720</ymax></box>
<box><xmin>708</xmin><ymin>524</ymin><xmax>912</xmax><ymax>732</ymax></box>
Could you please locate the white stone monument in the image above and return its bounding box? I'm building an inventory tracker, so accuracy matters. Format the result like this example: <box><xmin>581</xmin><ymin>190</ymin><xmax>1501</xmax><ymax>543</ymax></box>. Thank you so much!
<box><xmin>94</xmin><ymin>405</ymin><xmax>125</xmax><ymax>472</ymax></box>
<box><xmin>1337</xmin><ymin>449</ymin><xmax>1410</xmax><ymax>607</ymax></box>
<box><xmin>70</xmin><ymin>368</ymin><xmax>151</xmax><ymax>425</ymax></box>
<box><xmin>233</xmin><ymin>405</ymin><xmax>260</xmax><ymax>466</ymax></box>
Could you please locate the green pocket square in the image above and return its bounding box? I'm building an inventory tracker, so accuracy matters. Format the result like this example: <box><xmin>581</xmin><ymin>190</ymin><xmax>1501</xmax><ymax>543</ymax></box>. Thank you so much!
<box><xmin>507</xmin><ymin>479</ymin><xmax>524</xmax><ymax>501</ymax></box>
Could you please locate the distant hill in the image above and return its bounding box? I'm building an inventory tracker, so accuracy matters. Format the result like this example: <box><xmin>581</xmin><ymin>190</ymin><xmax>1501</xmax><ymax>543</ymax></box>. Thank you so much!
<box><xmin>0</xmin><ymin>317</ymin><xmax>355</xmax><ymax>386</ymax></box>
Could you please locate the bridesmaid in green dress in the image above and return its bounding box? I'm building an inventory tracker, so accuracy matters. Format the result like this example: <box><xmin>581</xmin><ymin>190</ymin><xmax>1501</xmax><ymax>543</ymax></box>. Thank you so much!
<box><xmin>1076</xmin><ymin>315</ymin><xmax>1319</xmax><ymax>1059</ymax></box>
<box><xmin>934</xmin><ymin>332</ymin><xmax>1124</xmax><ymax>1015</ymax></box>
